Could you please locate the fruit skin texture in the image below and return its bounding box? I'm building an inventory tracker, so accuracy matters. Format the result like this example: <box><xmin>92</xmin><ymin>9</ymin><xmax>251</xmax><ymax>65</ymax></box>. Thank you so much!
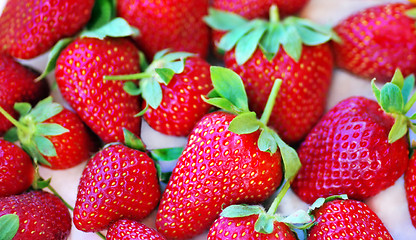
<box><xmin>0</xmin><ymin>0</ymin><xmax>94</xmax><ymax>59</ymax></box>
<box><xmin>405</xmin><ymin>152</ymin><xmax>416</xmax><ymax>228</ymax></box>
<box><xmin>156</xmin><ymin>111</ymin><xmax>283</xmax><ymax>240</ymax></box>
<box><xmin>74</xmin><ymin>144</ymin><xmax>161</xmax><ymax>232</ymax></box>
<box><xmin>207</xmin><ymin>215</ymin><xmax>297</xmax><ymax>240</ymax></box>
<box><xmin>107</xmin><ymin>219</ymin><xmax>167</xmax><ymax>240</ymax></box>
<box><xmin>0</xmin><ymin>139</ymin><xmax>34</xmax><ymax>197</ymax></box>
<box><xmin>333</xmin><ymin>3</ymin><xmax>416</xmax><ymax>82</ymax></box>
<box><xmin>116</xmin><ymin>0</ymin><xmax>209</xmax><ymax>59</ymax></box>
<box><xmin>144</xmin><ymin>56</ymin><xmax>212</xmax><ymax>136</ymax></box>
<box><xmin>0</xmin><ymin>190</ymin><xmax>72</xmax><ymax>240</ymax></box>
<box><xmin>224</xmin><ymin>46</ymin><xmax>333</xmax><ymax>145</ymax></box>
<box><xmin>292</xmin><ymin>96</ymin><xmax>409</xmax><ymax>204</ymax></box>
<box><xmin>0</xmin><ymin>55</ymin><xmax>49</xmax><ymax>135</ymax></box>
<box><xmin>55</xmin><ymin>37</ymin><xmax>142</xmax><ymax>144</ymax></box>
<box><xmin>308</xmin><ymin>199</ymin><xmax>393</xmax><ymax>239</ymax></box>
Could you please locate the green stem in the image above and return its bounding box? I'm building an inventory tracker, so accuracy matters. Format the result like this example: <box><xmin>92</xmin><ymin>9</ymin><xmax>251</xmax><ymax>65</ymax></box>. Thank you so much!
<box><xmin>0</xmin><ymin>106</ymin><xmax>26</xmax><ymax>129</ymax></box>
<box><xmin>269</xmin><ymin>5</ymin><xmax>280</xmax><ymax>24</ymax></box>
<box><xmin>404</xmin><ymin>90</ymin><xmax>416</xmax><ymax>114</ymax></box>
<box><xmin>260</xmin><ymin>79</ymin><xmax>282</xmax><ymax>125</ymax></box>
<box><xmin>96</xmin><ymin>232</ymin><xmax>106</xmax><ymax>239</ymax></box>
<box><xmin>47</xmin><ymin>185</ymin><xmax>74</xmax><ymax>211</ymax></box>
<box><xmin>266</xmin><ymin>180</ymin><xmax>291</xmax><ymax>215</ymax></box>
<box><xmin>103</xmin><ymin>72</ymin><xmax>152</xmax><ymax>80</ymax></box>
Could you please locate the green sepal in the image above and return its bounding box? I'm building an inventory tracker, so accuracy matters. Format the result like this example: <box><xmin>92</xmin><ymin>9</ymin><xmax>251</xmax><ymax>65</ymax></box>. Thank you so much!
<box><xmin>34</xmin><ymin>177</ymin><xmax>52</xmax><ymax>189</ymax></box>
<box><xmin>388</xmin><ymin>114</ymin><xmax>408</xmax><ymax>143</ymax></box>
<box><xmin>35</xmin><ymin>123</ymin><xmax>69</xmax><ymax>136</ymax></box>
<box><xmin>258</xmin><ymin>128</ymin><xmax>278</xmax><ymax>153</ymax></box>
<box><xmin>308</xmin><ymin>194</ymin><xmax>348</xmax><ymax>213</ymax></box>
<box><xmin>405</xmin><ymin>8</ymin><xmax>416</xmax><ymax>19</ymax></box>
<box><xmin>149</xmin><ymin>147</ymin><xmax>184</xmax><ymax>162</ymax></box>
<box><xmin>154</xmin><ymin>162</ymin><xmax>172</xmax><ymax>184</ymax></box>
<box><xmin>134</xmin><ymin>103</ymin><xmax>149</xmax><ymax>117</ymax></box>
<box><xmin>403</xmin><ymin>74</ymin><xmax>415</xmax><ymax>103</ymax></box>
<box><xmin>86</xmin><ymin>0</ymin><xmax>116</xmax><ymax>30</ymax></box>
<box><xmin>0</xmin><ymin>214</ymin><xmax>19</xmax><ymax>240</ymax></box>
<box><xmin>164</xmin><ymin>60</ymin><xmax>186</xmax><ymax>74</ymax></box>
<box><xmin>14</xmin><ymin>103</ymin><xmax>32</xmax><ymax>117</ymax></box>
<box><xmin>254</xmin><ymin>212</ymin><xmax>275</xmax><ymax>234</ymax></box>
<box><xmin>281</xmin><ymin>209</ymin><xmax>313</xmax><ymax>225</ymax></box>
<box><xmin>203</xmin><ymin>8</ymin><xmax>248</xmax><ymax>31</ymax></box>
<box><xmin>228</xmin><ymin>112</ymin><xmax>260</xmax><ymax>134</ymax></box>
<box><xmin>273</xmin><ymin>131</ymin><xmax>301</xmax><ymax>181</ymax></box>
<box><xmin>123</xmin><ymin>81</ymin><xmax>142</xmax><ymax>96</ymax></box>
<box><xmin>218</xmin><ymin>21</ymin><xmax>257</xmax><ymax>52</ymax></box>
<box><xmin>281</xmin><ymin>24</ymin><xmax>302</xmax><ymax>62</ymax></box>
<box><xmin>292</xmin><ymin>18</ymin><xmax>337</xmax><ymax>44</ymax></box>
<box><xmin>139</xmin><ymin>51</ymin><xmax>149</xmax><ymax>71</ymax></box>
<box><xmin>391</xmin><ymin>69</ymin><xmax>404</xmax><ymax>89</ymax></box>
<box><xmin>29</xmin><ymin>97</ymin><xmax>63</xmax><ymax>123</ymax></box>
<box><xmin>35</xmin><ymin>38</ymin><xmax>73</xmax><ymax>81</ymax></box>
<box><xmin>411</xmin><ymin>113</ymin><xmax>416</xmax><ymax>120</ymax></box>
<box><xmin>123</xmin><ymin>128</ymin><xmax>146</xmax><ymax>151</ymax></box>
<box><xmin>379</xmin><ymin>83</ymin><xmax>404</xmax><ymax>114</ymax></box>
<box><xmin>202</xmin><ymin>96</ymin><xmax>241</xmax><ymax>115</ymax></box>
<box><xmin>153</xmin><ymin>49</ymin><xmax>171</xmax><ymax>61</ymax></box>
<box><xmin>140</xmin><ymin>78</ymin><xmax>163</xmax><ymax>109</ymax></box>
<box><xmin>22</xmin><ymin>143</ymin><xmax>51</xmax><ymax>167</ymax></box>
<box><xmin>155</xmin><ymin>68</ymin><xmax>175</xmax><ymax>85</ymax></box>
<box><xmin>295</xmin><ymin>24</ymin><xmax>332</xmax><ymax>46</ymax></box>
<box><xmin>34</xmin><ymin>136</ymin><xmax>57</xmax><ymax>157</ymax></box>
<box><xmin>235</xmin><ymin>23</ymin><xmax>267</xmax><ymax>65</ymax></box>
<box><xmin>81</xmin><ymin>17</ymin><xmax>139</xmax><ymax>40</ymax></box>
<box><xmin>161</xmin><ymin>52</ymin><xmax>195</xmax><ymax>63</ymax></box>
<box><xmin>371</xmin><ymin>79</ymin><xmax>381</xmax><ymax>103</ymax></box>
<box><xmin>220</xmin><ymin>204</ymin><xmax>264</xmax><ymax>218</ymax></box>
<box><xmin>260</xmin><ymin>24</ymin><xmax>284</xmax><ymax>61</ymax></box>
<box><xmin>4</xmin><ymin>127</ymin><xmax>18</xmax><ymax>143</ymax></box>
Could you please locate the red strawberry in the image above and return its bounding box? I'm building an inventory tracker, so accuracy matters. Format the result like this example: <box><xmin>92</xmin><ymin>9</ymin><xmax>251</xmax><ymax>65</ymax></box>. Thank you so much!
<box><xmin>292</xmin><ymin>71</ymin><xmax>414</xmax><ymax>203</ymax></box>
<box><xmin>333</xmin><ymin>3</ymin><xmax>416</xmax><ymax>82</ymax></box>
<box><xmin>0</xmin><ymin>55</ymin><xmax>49</xmax><ymax>135</ymax></box>
<box><xmin>0</xmin><ymin>0</ymin><xmax>94</xmax><ymax>59</ymax></box>
<box><xmin>0</xmin><ymin>190</ymin><xmax>72</xmax><ymax>240</ymax></box>
<box><xmin>107</xmin><ymin>219</ymin><xmax>167</xmax><ymax>240</ymax></box>
<box><xmin>0</xmin><ymin>139</ymin><xmax>34</xmax><ymax>197</ymax></box>
<box><xmin>308</xmin><ymin>198</ymin><xmax>393</xmax><ymax>239</ymax></box>
<box><xmin>55</xmin><ymin>37</ymin><xmax>142</xmax><ymax>144</ymax></box>
<box><xmin>116</xmin><ymin>0</ymin><xmax>210</xmax><ymax>59</ymax></box>
<box><xmin>405</xmin><ymin>150</ymin><xmax>416</xmax><ymax>228</ymax></box>
<box><xmin>73</xmin><ymin>138</ymin><xmax>161</xmax><ymax>232</ymax></box>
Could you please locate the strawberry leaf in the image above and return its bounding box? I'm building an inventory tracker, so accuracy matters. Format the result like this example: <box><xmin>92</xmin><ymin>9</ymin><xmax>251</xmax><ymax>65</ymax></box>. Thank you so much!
<box><xmin>272</xmin><ymin>131</ymin><xmax>301</xmax><ymax>181</ymax></box>
<box><xmin>4</xmin><ymin>127</ymin><xmax>18</xmax><ymax>143</ymax></box>
<box><xmin>123</xmin><ymin>128</ymin><xmax>146</xmax><ymax>151</ymax></box>
<box><xmin>308</xmin><ymin>194</ymin><xmax>348</xmax><ymax>213</ymax></box>
<box><xmin>218</xmin><ymin>22</ymin><xmax>257</xmax><ymax>51</ymax></box>
<box><xmin>35</xmin><ymin>177</ymin><xmax>52</xmax><ymax>189</ymax></box>
<box><xmin>134</xmin><ymin>103</ymin><xmax>149</xmax><ymax>117</ymax></box>
<box><xmin>30</xmin><ymin>101</ymin><xmax>63</xmax><ymax>123</ymax></box>
<box><xmin>391</xmin><ymin>69</ymin><xmax>404</xmax><ymax>89</ymax></box>
<box><xmin>203</xmin><ymin>8</ymin><xmax>248</xmax><ymax>31</ymax></box>
<box><xmin>295</xmin><ymin>24</ymin><xmax>332</xmax><ymax>46</ymax></box>
<box><xmin>141</xmin><ymin>78</ymin><xmax>163</xmax><ymax>109</ymax></box>
<box><xmin>220</xmin><ymin>205</ymin><xmax>264</xmax><ymax>218</ymax></box>
<box><xmin>164</xmin><ymin>60</ymin><xmax>186</xmax><ymax>74</ymax></box>
<box><xmin>81</xmin><ymin>17</ymin><xmax>139</xmax><ymax>39</ymax></box>
<box><xmin>236</xmin><ymin>23</ymin><xmax>267</xmax><ymax>65</ymax></box>
<box><xmin>371</xmin><ymin>79</ymin><xmax>381</xmax><ymax>103</ymax></box>
<box><xmin>14</xmin><ymin>102</ymin><xmax>32</xmax><ymax>117</ymax></box>
<box><xmin>281</xmin><ymin>24</ymin><xmax>302</xmax><ymax>62</ymax></box>
<box><xmin>35</xmin><ymin>123</ymin><xmax>69</xmax><ymax>136</ymax></box>
<box><xmin>379</xmin><ymin>83</ymin><xmax>404</xmax><ymax>114</ymax></box>
<box><xmin>155</xmin><ymin>68</ymin><xmax>175</xmax><ymax>85</ymax></box>
<box><xmin>149</xmin><ymin>147</ymin><xmax>184</xmax><ymax>162</ymax></box>
<box><xmin>86</xmin><ymin>0</ymin><xmax>116</xmax><ymax>30</ymax></box>
<box><xmin>258</xmin><ymin>128</ymin><xmax>278</xmax><ymax>153</ymax></box>
<box><xmin>405</xmin><ymin>8</ymin><xmax>416</xmax><ymax>19</ymax></box>
<box><xmin>34</xmin><ymin>136</ymin><xmax>57</xmax><ymax>157</ymax></box>
<box><xmin>260</xmin><ymin>24</ymin><xmax>284</xmax><ymax>61</ymax></box>
<box><xmin>254</xmin><ymin>212</ymin><xmax>275</xmax><ymax>234</ymax></box>
<box><xmin>281</xmin><ymin>209</ymin><xmax>313</xmax><ymax>225</ymax></box>
<box><xmin>123</xmin><ymin>82</ymin><xmax>142</xmax><ymax>96</ymax></box>
<box><xmin>153</xmin><ymin>49</ymin><xmax>171</xmax><ymax>60</ymax></box>
<box><xmin>139</xmin><ymin>50</ymin><xmax>149</xmax><ymax>71</ymax></box>
<box><xmin>388</xmin><ymin>114</ymin><xmax>408</xmax><ymax>143</ymax></box>
<box><xmin>202</xmin><ymin>97</ymin><xmax>241</xmax><ymax>115</ymax></box>
<box><xmin>403</xmin><ymin>74</ymin><xmax>415</xmax><ymax>103</ymax></box>
<box><xmin>228</xmin><ymin>112</ymin><xmax>260</xmax><ymax>134</ymax></box>
<box><xmin>0</xmin><ymin>214</ymin><xmax>19</xmax><ymax>240</ymax></box>
<box><xmin>161</xmin><ymin>52</ymin><xmax>195</xmax><ymax>63</ymax></box>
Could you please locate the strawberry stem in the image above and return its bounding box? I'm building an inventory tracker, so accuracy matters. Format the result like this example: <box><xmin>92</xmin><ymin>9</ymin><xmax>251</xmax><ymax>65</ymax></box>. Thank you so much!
<box><xmin>260</xmin><ymin>79</ymin><xmax>282</xmax><ymax>125</ymax></box>
<box><xmin>0</xmin><ymin>106</ymin><xmax>26</xmax><ymax>130</ymax></box>
<box><xmin>266</xmin><ymin>180</ymin><xmax>290</xmax><ymax>215</ymax></box>
<box><xmin>103</xmin><ymin>72</ymin><xmax>152</xmax><ymax>80</ymax></box>
<box><xmin>46</xmin><ymin>185</ymin><xmax>74</xmax><ymax>211</ymax></box>
<box><xmin>269</xmin><ymin>5</ymin><xmax>279</xmax><ymax>24</ymax></box>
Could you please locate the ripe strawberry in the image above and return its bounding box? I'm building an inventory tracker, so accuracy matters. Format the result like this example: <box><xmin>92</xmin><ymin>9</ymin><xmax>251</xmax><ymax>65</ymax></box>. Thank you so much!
<box><xmin>73</xmin><ymin>136</ymin><xmax>161</xmax><ymax>232</ymax></box>
<box><xmin>107</xmin><ymin>219</ymin><xmax>167</xmax><ymax>240</ymax></box>
<box><xmin>116</xmin><ymin>0</ymin><xmax>209</xmax><ymax>59</ymax></box>
<box><xmin>205</xmin><ymin>6</ymin><xmax>336</xmax><ymax>144</ymax></box>
<box><xmin>333</xmin><ymin>3</ymin><xmax>416</xmax><ymax>82</ymax></box>
<box><xmin>55</xmin><ymin>37</ymin><xmax>142</xmax><ymax>144</ymax></box>
<box><xmin>0</xmin><ymin>0</ymin><xmax>94</xmax><ymax>59</ymax></box>
<box><xmin>292</xmin><ymin>70</ymin><xmax>414</xmax><ymax>203</ymax></box>
<box><xmin>308</xmin><ymin>198</ymin><xmax>393</xmax><ymax>239</ymax></box>
<box><xmin>0</xmin><ymin>139</ymin><xmax>34</xmax><ymax>197</ymax></box>
<box><xmin>0</xmin><ymin>55</ymin><xmax>49</xmax><ymax>135</ymax></box>
<box><xmin>0</xmin><ymin>190</ymin><xmax>72</xmax><ymax>240</ymax></box>
<box><xmin>405</xmin><ymin>150</ymin><xmax>416</xmax><ymax>228</ymax></box>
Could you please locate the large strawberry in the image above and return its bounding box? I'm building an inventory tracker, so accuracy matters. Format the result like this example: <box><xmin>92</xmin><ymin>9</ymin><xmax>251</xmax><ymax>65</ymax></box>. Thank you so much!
<box><xmin>0</xmin><ymin>55</ymin><xmax>49</xmax><ymax>135</ymax></box>
<box><xmin>0</xmin><ymin>0</ymin><xmax>94</xmax><ymax>59</ymax></box>
<box><xmin>116</xmin><ymin>0</ymin><xmax>210</xmax><ymax>59</ymax></box>
<box><xmin>0</xmin><ymin>191</ymin><xmax>72</xmax><ymax>240</ymax></box>
<box><xmin>292</xmin><ymin>70</ymin><xmax>414</xmax><ymax>203</ymax></box>
<box><xmin>73</xmin><ymin>130</ymin><xmax>161</xmax><ymax>232</ymax></box>
<box><xmin>107</xmin><ymin>219</ymin><xmax>167</xmax><ymax>240</ymax></box>
<box><xmin>156</xmin><ymin>67</ymin><xmax>300</xmax><ymax>239</ymax></box>
<box><xmin>405</xmin><ymin>149</ymin><xmax>416</xmax><ymax>228</ymax></box>
<box><xmin>105</xmin><ymin>50</ymin><xmax>212</xmax><ymax>136</ymax></box>
<box><xmin>333</xmin><ymin>3</ymin><xmax>416</xmax><ymax>82</ymax></box>
<box><xmin>205</xmin><ymin>6</ymin><xmax>337</xmax><ymax>144</ymax></box>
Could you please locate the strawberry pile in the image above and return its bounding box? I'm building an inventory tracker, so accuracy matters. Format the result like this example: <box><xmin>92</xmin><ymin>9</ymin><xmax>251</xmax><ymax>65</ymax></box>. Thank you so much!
<box><xmin>1</xmin><ymin>0</ymin><xmax>416</xmax><ymax>240</ymax></box>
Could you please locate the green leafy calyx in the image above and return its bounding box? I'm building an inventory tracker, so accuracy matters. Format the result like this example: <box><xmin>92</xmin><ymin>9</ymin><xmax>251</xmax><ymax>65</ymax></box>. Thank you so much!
<box><xmin>0</xmin><ymin>214</ymin><xmax>19</xmax><ymax>240</ymax></box>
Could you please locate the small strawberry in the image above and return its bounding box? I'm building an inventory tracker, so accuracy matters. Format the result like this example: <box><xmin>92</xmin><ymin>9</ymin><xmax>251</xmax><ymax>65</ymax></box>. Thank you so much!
<box><xmin>333</xmin><ymin>3</ymin><xmax>416</xmax><ymax>82</ymax></box>
<box><xmin>0</xmin><ymin>139</ymin><xmax>34</xmax><ymax>197</ymax></box>
<box><xmin>0</xmin><ymin>55</ymin><xmax>49</xmax><ymax>135</ymax></box>
<box><xmin>292</xmin><ymin>70</ymin><xmax>414</xmax><ymax>203</ymax></box>
<box><xmin>116</xmin><ymin>0</ymin><xmax>210</xmax><ymax>59</ymax></box>
<box><xmin>107</xmin><ymin>219</ymin><xmax>167</xmax><ymax>240</ymax></box>
<box><xmin>205</xmin><ymin>6</ymin><xmax>337</xmax><ymax>144</ymax></box>
<box><xmin>156</xmin><ymin>67</ymin><xmax>300</xmax><ymax>239</ymax></box>
<box><xmin>105</xmin><ymin>50</ymin><xmax>212</xmax><ymax>136</ymax></box>
<box><xmin>0</xmin><ymin>0</ymin><xmax>94</xmax><ymax>59</ymax></box>
<box><xmin>73</xmin><ymin>130</ymin><xmax>161</xmax><ymax>232</ymax></box>
<box><xmin>0</xmin><ymin>190</ymin><xmax>72</xmax><ymax>240</ymax></box>
<box><xmin>405</xmin><ymin>149</ymin><xmax>416</xmax><ymax>228</ymax></box>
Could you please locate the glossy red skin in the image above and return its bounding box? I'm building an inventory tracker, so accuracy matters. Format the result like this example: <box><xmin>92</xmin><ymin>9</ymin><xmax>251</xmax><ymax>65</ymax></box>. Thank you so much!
<box><xmin>224</xmin><ymin>46</ymin><xmax>333</xmax><ymax>145</ymax></box>
<box><xmin>42</xmin><ymin>109</ymin><xmax>97</xmax><ymax>169</ymax></box>
<box><xmin>74</xmin><ymin>144</ymin><xmax>161</xmax><ymax>232</ymax></box>
<box><xmin>144</xmin><ymin>57</ymin><xmax>212</xmax><ymax>136</ymax></box>
<box><xmin>308</xmin><ymin>199</ymin><xmax>393</xmax><ymax>239</ymax></box>
<box><xmin>0</xmin><ymin>191</ymin><xmax>72</xmax><ymax>240</ymax></box>
<box><xmin>0</xmin><ymin>55</ymin><xmax>49</xmax><ymax>135</ymax></box>
<box><xmin>405</xmin><ymin>152</ymin><xmax>416</xmax><ymax>228</ymax></box>
<box><xmin>208</xmin><ymin>215</ymin><xmax>297</xmax><ymax>240</ymax></box>
<box><xmin>116</xmin><ymin>0</ymin><xmax>209</xmax><ymax>59</ymax></box>
<box><xmin>333</xmin><ymin>3</ymin><xmax>416</xmax><ymax>82</ymax></box>
<box><xmin>292</xmin><ymin>96</ymin><xmax>409</xmax><ymax>204</ymax></box>
<box><xmin>55</xmin><ymin>37</ymin><xmax>142</xmax><ymax>144</ymax></box>
<box><xmin>0</xmin><ymin>0</ymin><xmax>94</xmax><ymax>59</ymax></box>
<box><xmin>156</xmin><ymin>111</ymin><xmax>283</xmax><ymax>240</ymax></box>
<box><xmin>0</xmin><ymin>139</ymin><xmax>34</xmax><ymax>197</ymax></box>
<box><xmin>107</xmin><ymin>219</ymin><xmax>167</xmax><ymax>240</ymax></box>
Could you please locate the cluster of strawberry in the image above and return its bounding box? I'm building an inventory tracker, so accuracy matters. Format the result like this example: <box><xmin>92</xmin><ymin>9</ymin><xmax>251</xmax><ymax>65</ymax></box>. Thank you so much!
<box><xmin>0</xmin><ymin>0</ymin><xmax>416</xmax><ymax>240</ymax></box>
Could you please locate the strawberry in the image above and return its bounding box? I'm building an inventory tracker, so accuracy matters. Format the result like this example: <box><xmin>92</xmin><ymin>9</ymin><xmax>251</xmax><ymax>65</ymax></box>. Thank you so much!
<box><xmin>0</xmin><ymin>139</ymin><xmax>34</xmax><ymax>197</ymax></box>
<box><xmin>156</xmin><ymin>67</ymin><xmax>300</xmax><ymax>239</ymax></box>
<box><xmin>292</xmin><ymin>70</ymin><xmax>414</xmax><ymax>204</ymax></box>
<box><xmin>105</xmin><ymin>50</ymin><xmax>212</xmax><ymax>136</ymax></box>
<box><xmin>405</xmin><ymin>150</ymin><xmax>416</xmax><ymax>228</ymax></box>
<box><xmin>107</xmin><ymin>219</ymin><xmax>167</xmax><ymax>240</ymax></box>
<box><xmin>73</xmin><ymin>130</ymin><xmax>161</xmax><ymax>232</ymax></box>
<box><xmin>116</xmin><ymin>0</ymin><xmax>210</xmax><ymax>59</ymax></box>
<box><xmin>0</xmin><ymin>55</ymin><xmax>49</xmax><ymax>135</ymax></box>
<box><xmin>0</xmin><ymin>0</ymin><xmax>94</xmax><ymax>59</ymax></box>
<box><xmin>333</xmin><ymin>3</ymin><xmax>416</xmax><ymax>82</ymax></box>
<box><xmin>0</xmin><ymin>190</ymin><xmax>72</xmax><ymax>240</ymax></box>
<box><xmin>205</xmin><ymin>6</ymin><xmax>337</xmax><ymax>145</ymax></box>
<box><xmin>55</xmin><ymin>37</ymin><xmax>142</xmax><ymax>144</ymax></box>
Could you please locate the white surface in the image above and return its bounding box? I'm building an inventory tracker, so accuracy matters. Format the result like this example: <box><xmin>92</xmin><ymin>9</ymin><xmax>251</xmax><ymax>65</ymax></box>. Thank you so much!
<box><xmin>2</xmin><ymin>0</ymin><xmax>416</xmax><ymax>239</ymax></box>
